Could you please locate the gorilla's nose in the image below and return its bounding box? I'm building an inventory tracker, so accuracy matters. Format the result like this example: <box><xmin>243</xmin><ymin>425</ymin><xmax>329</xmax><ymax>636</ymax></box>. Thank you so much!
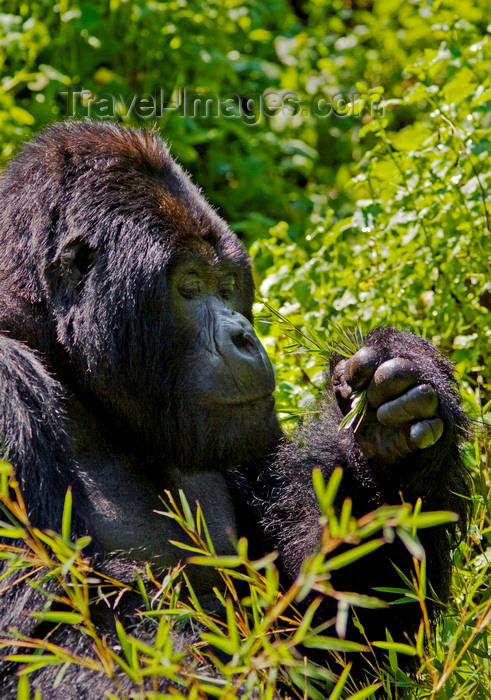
<box><xmin>231</xmin><ymin>327</ymin><xmax>259</xmax><ymax>353</ymax></box>
<box><xmin>220</xmin><ymin>313</ymin><xmax>275</xmax><ymax>394</ymax></box>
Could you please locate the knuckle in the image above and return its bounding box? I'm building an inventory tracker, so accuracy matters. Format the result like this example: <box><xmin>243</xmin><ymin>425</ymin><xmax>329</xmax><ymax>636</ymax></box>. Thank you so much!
<box><xmin>374</xmin><ymin>357</ymin><xmax>416</xmax><ymax>383</ymax></box>
<box><xmin>367</xmin><ymin>358</ymin><xmax>418</xmax><ymax>408</ymax></box>
<box><xmin>344</xmin><ymin>346</ymin><xmax>380</xmax><ymax>389</ymax></box>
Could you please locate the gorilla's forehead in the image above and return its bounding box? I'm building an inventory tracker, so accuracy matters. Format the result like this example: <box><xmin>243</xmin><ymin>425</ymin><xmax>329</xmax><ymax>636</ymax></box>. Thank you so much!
<box><xmin>167</xmin><ymin>237</ymin><xmax>246</xmax><ymax>275</ymax></box>
<box><xmin>164</xmin><ymin>202</ymin><xmax>248</xmax><ymax>259</ymax></box>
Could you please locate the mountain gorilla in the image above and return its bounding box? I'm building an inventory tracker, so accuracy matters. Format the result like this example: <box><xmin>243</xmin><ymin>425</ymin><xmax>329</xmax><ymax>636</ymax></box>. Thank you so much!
<box><xmin>0</xmin><ymin>121</ymin><xmax>469</xmax><ymax>696</ymax></box>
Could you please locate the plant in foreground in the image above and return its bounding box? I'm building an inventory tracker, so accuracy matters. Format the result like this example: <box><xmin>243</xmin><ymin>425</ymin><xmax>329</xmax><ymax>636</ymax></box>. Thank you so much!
<box><xmin>0</xmin><ymin>457</ymin><xmax>466</xmax><ymax>699</ymax></box>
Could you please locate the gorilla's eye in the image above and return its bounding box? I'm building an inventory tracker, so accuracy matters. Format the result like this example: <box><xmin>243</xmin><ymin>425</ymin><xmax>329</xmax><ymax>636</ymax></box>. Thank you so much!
<box><xmin>179</xmin><ymin>273</ymin><xmax>201</xmax><ymax>298</ymax></box>
<box><xmin>218</xmin><ymin>276</ymin><xmax>236</xmax><ymax>299</ymax></box>
<box><xmin>55</xmin><ymin>238</ymin><xmax>96</xmax><ymax>287</ymax></box>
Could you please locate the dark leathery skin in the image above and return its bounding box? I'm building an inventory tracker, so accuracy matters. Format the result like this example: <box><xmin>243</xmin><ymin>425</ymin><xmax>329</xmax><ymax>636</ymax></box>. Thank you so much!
<box><xmin>333</xmin><ymin>348</ymin><xmax>443</xmax><ymax>462</ymax></box>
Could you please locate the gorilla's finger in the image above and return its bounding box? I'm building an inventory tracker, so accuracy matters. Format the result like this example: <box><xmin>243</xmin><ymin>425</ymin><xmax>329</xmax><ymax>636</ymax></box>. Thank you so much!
<box><xmin>344</xmin><ymin>346</ymin><xmax>381</xmax><ymax>390</ymax></box>
<box><xmin>332</xmin><ymin>358</ymin><xmax>352</xmax><ymax>400</ymax></box>
<box><xmin>409</xmin><ymin>418</ymin><xmax>444</xmax><ymax>450</ymax></box>
<box><xmin>377</xmin><ymin>384</ymin><xmax>438</xmax><ymax>427</ymax></box>
<box><xmin>356</xmin><ymin>423</ymin><xmax>413</xmax><ymax>462</ymax></box>
<box><xmin>367</xmin><ymin>358</ymin><xmax>418</xmax><ymax>408</ymax></box>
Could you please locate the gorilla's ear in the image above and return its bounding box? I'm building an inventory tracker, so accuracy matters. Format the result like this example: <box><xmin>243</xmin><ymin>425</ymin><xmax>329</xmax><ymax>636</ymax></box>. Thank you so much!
<box><xmin>53</xmin><ymin>236</ymin><xmax>96</xmax><ymax>287</ymax></box>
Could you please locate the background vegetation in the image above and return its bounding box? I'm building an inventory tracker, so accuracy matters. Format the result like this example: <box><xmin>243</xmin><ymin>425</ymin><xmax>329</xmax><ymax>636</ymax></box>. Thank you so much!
<box><xmin>0</xmin><ymin>0</ymin><xmax>490</xmax><ymax>697</ymax></box>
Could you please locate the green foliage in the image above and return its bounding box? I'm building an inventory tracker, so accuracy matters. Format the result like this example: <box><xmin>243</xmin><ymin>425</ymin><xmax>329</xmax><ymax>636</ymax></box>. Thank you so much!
<box><xmin>246</xmin><ymin>2</ymin><xmax>491</xmax><ymax>415</ymax></box>
<box><xmin>0</xmin><ymin>461</ymin><xmax>463</xmax><ymax>698</ymax></box>
<box><xmin>2</xmin><ymin>0</ymin><xmax>485</xmax><ymax>247</ymax></box>
<box><xmin>1</xmin><ymin>0</ymin><xmax>491</xmax><ymax>696</ymax></box>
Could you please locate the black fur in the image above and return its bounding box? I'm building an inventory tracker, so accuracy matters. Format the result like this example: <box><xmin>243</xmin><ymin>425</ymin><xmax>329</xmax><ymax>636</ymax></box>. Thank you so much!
<box><xmin>0</xmin><ymin>122</ymin><xmax>470</xmax><ymax>696</ymax></box>
<box><xmin>233</xmin><ymin>327</ymin><xmax>470</xmax><ymax>665</ymax></box>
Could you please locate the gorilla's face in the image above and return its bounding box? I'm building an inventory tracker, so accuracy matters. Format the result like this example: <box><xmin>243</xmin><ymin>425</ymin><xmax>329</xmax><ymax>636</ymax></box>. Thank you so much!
<box><xmin>168</xmin><ymin>250</ymin><xmax>275</xmax><ymax>406</ymax></box>
<box><xmin>40</xmin><ymin>124</ymin><xmax>280</xmax><ymax>470</ymax></box>
<box><xmin>163</xmin><ymin>248</ymin><xmax>280</xmax><ymax>471</ymax></box>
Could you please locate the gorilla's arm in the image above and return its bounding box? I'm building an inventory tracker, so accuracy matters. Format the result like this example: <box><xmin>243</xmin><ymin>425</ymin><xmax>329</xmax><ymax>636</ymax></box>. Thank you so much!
<box><xmin>0</xmin><ymin>335</ymin><xmax>92</xmax><ymax>676</ymax></box>
<box><xmin>0</xmin><ymin>334</ymin><xmax>88</xmax><ymax>534</ymax></box>
<box><xmin>230</xmin><ymin>327</ymin><xmax>470</xmax><ymax>636</ymax></box>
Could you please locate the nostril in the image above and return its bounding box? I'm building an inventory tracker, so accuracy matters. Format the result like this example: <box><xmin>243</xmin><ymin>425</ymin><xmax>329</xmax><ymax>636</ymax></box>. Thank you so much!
<box><xmin>231</xmin><ymin>330</ymin><xmax>255</xmax><ymax>351</ymax></box>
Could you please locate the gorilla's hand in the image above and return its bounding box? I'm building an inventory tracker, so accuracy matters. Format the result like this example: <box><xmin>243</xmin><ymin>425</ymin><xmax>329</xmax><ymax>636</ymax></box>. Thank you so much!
<box><xmin>332</xmin><ymin>346</ymin><xmax>443</xmax><ymax>463</ymax></box>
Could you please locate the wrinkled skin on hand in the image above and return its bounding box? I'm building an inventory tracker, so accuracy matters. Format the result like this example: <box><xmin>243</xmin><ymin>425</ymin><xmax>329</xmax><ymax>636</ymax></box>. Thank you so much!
<box><xmin>332</xmin><ymin>346</ymin><xmax>444</xmax><ymax>463</ymax></box>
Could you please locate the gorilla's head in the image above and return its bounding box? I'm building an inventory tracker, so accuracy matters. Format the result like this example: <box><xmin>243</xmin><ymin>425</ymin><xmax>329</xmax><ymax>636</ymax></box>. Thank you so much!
<box><xmin>0</xmin><ymin>121</ymin><xmax>281</xmax><ymax>471</ymax></box>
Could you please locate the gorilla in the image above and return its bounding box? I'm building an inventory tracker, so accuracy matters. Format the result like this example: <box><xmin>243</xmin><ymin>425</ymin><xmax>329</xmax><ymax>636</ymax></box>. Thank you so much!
<box><xmin>0</xmin><ymin>121</ymin><xmax>470</xmax><ymax>697</ymax></box>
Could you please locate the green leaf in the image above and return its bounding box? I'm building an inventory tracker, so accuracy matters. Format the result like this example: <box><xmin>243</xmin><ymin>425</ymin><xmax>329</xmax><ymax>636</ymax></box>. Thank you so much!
<box><xmin>339</xmin><ymin>389</ymin><xmax>368</xmax><ymax>432</ymax></box>
<box><xmin>9</xmin><ymin>655</ymin><xmax>62</xmax><ymax>665</ymax></box>
<box><xmin>349</xmin><ymin>685</ymin><xmax>384</xmax><ymax>700</ymax></box>
<box><xmin>16</xmin><ymin>673</ymin><xmax>30</xmax><ymax>700</ymax></box>
<box><xmin>304</xmin><ymin>635</ymin><xmax>368</xmax><ymax>652</ymax></box>
<box><xmin>187</xmin><ymin>555</ymin><xmax>243</xmax><ymax>568</ymax></box>
<box><xmin>371</xmin><ymin>641</ymin><xmax>418</xmax><ymax>656</ymax></box>
<box><xmin>30</xmin><ymin>612</ymin><xmax>84</xmax><ymax>625</ymax></box>
<box><xmin>178</xmin><ymin>490</ymin><xmax>195</xmax><ymax>529</ymax></box>
<box><xmin>326</xmin><ymin>538</ymin><xmax>385</xmax><ymax>570</ymax></box>
<box><xmin>396</xmin><ymin>527</ymin><xmax>425</xmax><ymax>560</ymax></box>
<box><xmin>62</xmin><ymin>488</ymin><xmax>72</xmax><ymax>541</ymax></box>
<box><xmin>411</xmin><ymin>510</ymin><xmax>459</xmax><ymax>529</ymax></box>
